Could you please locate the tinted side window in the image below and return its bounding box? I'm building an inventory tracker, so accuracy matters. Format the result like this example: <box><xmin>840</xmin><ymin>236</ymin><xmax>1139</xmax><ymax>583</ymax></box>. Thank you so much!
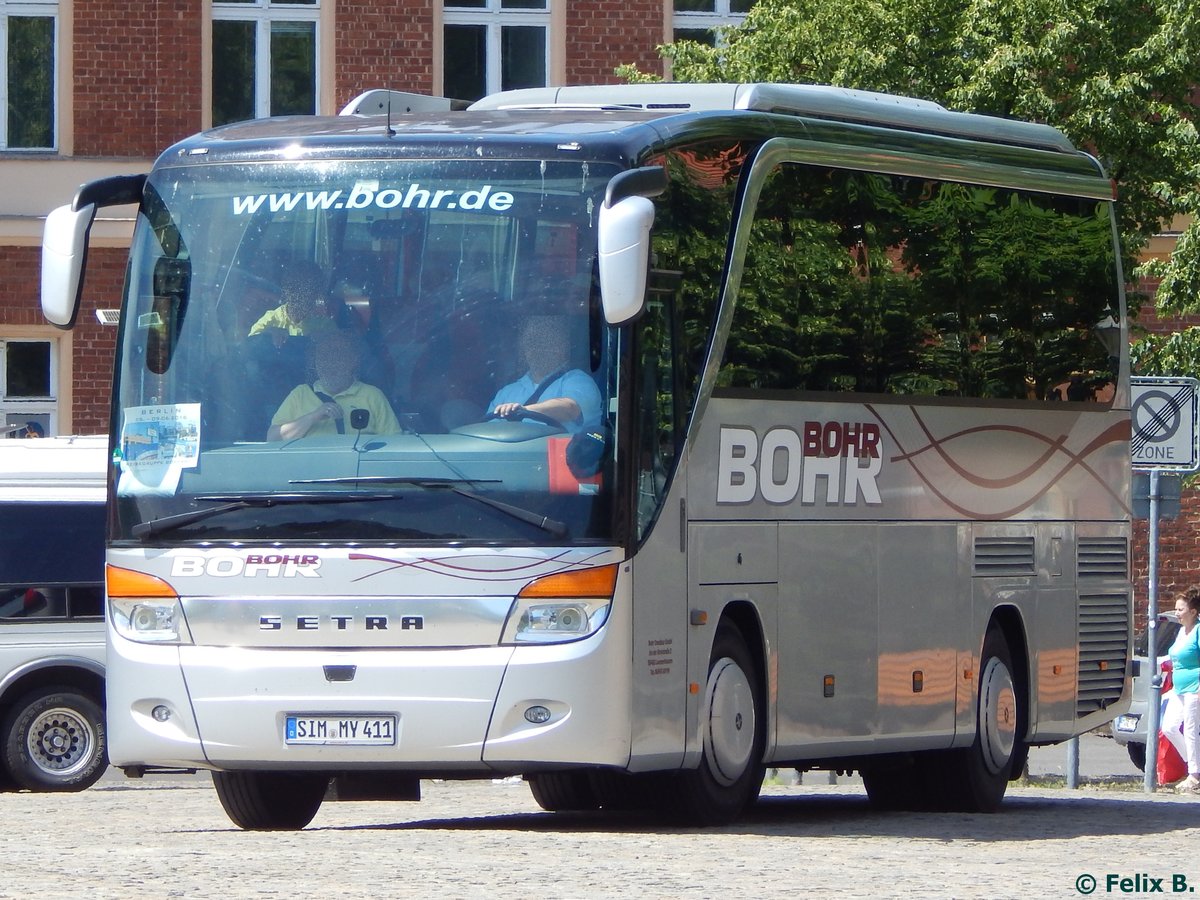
<box><xmin>721</xmin><ymin>164</ymin><xmax>1120</xmax><ymax>402</ymax></box>
<box><xmin>0</xmin><ymin>502</ymin><xmax>104</xmax><ymax>620</ymax></box>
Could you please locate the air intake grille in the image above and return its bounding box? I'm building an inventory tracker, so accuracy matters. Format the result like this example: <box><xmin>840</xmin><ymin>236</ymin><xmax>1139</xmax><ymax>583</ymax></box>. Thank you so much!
<box><xmin>1077</xmin><ymin>592</ymin><xmax>1129</xmax><ymax>717</ymax></box>
<box><xmin>973</xmin><ymin>536</ymin><xmax>1035</xmax><ymax>577</ymax></box>
<box><xmin>1078</xmin><ymin>537</ymin><xmax>1129</xmax><ymax>579</ymax></box>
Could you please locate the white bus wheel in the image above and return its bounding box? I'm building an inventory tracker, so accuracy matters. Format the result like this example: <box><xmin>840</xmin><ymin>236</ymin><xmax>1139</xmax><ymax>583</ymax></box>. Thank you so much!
<box><xmin>2</xmin><ymin>687</ymin><xmax>107</xmax><ymax>792</ymax></box>
<box><xmin>669</xmin><ymin>622</ymin><xmax>765</xmax><ymax>825</ymax></box>
<box><xmin>941</xmin><ymin>626</ymin><xmax>1023</xmax><ymax>812</ymax></box>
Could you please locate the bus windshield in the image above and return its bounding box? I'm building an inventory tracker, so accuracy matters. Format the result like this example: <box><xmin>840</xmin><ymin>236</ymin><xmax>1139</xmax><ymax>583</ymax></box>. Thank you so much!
<box><xmin>112</xmin><ymin>157</ymin><xmax>620</xmax><ymax>544</ymax></box>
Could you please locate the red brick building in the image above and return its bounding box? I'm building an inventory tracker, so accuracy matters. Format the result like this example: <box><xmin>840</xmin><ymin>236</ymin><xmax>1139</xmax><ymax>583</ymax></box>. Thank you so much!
<box><xmin>0</xmin><ymin>0</ymin><xmax>1188</xmax><ymax>618</ymax></box>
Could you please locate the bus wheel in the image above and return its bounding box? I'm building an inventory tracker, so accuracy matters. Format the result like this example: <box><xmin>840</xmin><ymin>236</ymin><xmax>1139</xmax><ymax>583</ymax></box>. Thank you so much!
<box><xmin>212</xmin><ymin>771</ymin><xmax>328</xmax><ymax>830</ymax></box>
<box><xmin>942</xmin><ymin>626</ymin><xmax>1022</xmax><ymax>812</ymax></box>
<box><xmin>670</xmin><ymin>622</ymin><xmax>765</xmax><ymax>825</ymax></box>
<box><xmin>2</xmin><ymin>687</ymin><xmax>107</xmax><ymax>792</ymax></box>
<box><xmin>527</xmin><ymin>771</ymin><xmax>600</xmax><ymax>812</ymax></box>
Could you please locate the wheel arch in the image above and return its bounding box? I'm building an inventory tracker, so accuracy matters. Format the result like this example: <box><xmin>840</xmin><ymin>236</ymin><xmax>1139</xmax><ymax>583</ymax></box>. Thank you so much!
<box><xmin>0</xmin><ymin>660</ymin><xmax>106</xmax><ymax>718</ymax></box>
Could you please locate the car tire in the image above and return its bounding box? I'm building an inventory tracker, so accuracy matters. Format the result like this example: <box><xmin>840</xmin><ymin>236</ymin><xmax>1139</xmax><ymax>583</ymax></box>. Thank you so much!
<box><xmin>1126</xmin><ymin>741</ymin><xmax>1146</xmax><ymax>772</ymax></box>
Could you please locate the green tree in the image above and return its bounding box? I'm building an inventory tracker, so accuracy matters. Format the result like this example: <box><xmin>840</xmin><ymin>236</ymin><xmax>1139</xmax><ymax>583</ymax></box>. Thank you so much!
<box><xmin>620</xmin><ymin>0</ymin><xmax>1200</xmax><ymax>357</ymax></box>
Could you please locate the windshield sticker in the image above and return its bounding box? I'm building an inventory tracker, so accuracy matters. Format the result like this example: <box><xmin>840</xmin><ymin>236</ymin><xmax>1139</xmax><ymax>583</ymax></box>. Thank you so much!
<box><xmin>231</xmin><ymin>182</ymin><xmax>515</xmax><ymax>216</ymax></box>
<box><xmin>116</xmin><ymin>403</ymin><xmax>201</xmax><ymax>496</ymax></box>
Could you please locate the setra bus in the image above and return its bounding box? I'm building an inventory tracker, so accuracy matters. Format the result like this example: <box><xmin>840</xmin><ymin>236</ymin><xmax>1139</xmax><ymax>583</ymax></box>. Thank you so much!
<box><xmin>40</xmin><ymin>83</ymin><xmax>1132</xmax><ymax>828</ymax></box>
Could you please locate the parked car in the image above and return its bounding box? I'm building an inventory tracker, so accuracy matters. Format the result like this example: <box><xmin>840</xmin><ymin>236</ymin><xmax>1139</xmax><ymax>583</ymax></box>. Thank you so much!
<box><xmin>0</xmin><ymin>435</ymin><xmax>108</xmax><ymax>791</ymax></box>
<box><xmin>1110</xmin><ymin>612</ymin><xmax>1181</xmax><ymax>771</ymax></box>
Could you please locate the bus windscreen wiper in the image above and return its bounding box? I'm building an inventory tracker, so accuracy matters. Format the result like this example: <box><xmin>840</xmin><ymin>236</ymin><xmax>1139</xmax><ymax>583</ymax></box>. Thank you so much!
<box><xmin>131</xmin><ymin>493</ymin><xmax>399</xmax><ymax>541</ymax></box>
<box><xmin>292</xmin><ymin>476</ymin><xmax>568</xmax><ymax>538</ymax></box>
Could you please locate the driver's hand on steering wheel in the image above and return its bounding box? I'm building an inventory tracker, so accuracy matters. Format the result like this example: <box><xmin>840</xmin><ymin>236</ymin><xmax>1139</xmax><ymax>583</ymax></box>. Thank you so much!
<box><xmin>492</xmin><ymin>402</ymin><xmax>525</xmax><ymax>419</ymax></box>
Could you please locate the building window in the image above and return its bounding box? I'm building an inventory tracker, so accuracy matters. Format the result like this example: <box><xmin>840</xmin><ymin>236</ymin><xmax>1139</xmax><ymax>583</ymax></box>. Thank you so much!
<box><xmin>443</xmin><ymin>0</ymin><xmax>549</xmax><ymax>103</ymax></box>
<box><xmin>672</xmin><ymin>0</ymin><xmax>754</xmax><ymax>45</ymax></box>
<box><xmin>212</xmin><ymin>0</ymin><xmax>319</xmax><ymax>127</ymax></box>
<box><xmin>1</xmin><ymin>0</ymin><xmax>57</xmax><ymax>150</ymax></box>
<box><xmin>1</xmin><ymin>337</ymin><xmax>57</xmax><ymax>438</ymax></box>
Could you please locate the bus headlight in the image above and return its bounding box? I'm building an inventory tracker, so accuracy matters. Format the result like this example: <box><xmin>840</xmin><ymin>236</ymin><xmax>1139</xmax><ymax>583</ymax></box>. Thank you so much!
<box><xmin>501</xmin><ymin>564</ymin><xmax>618</xmax><ymax>645</ymax></box>
<box><xmin>107</xmin><ymin>564</ymin><xmax>192</xmax><ymax>645</ymax></box>
<box><xmin>110</xmin><ymin>597</ymin><xmax>192</xmax><ymax>644</ymax></box>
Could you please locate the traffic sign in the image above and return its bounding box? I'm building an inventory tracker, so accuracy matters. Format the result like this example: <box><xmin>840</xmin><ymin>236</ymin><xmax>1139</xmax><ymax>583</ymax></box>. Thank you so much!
<box><xmin>1131</xmin><ymin>376</ymin><xmax>1200</xmax><ymax>471</ymax></box>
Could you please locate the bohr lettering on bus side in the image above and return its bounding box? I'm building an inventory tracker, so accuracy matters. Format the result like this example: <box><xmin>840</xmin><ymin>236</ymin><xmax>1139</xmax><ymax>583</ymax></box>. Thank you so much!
<box><xmin>716</xmin><ymin>424</ymin><xmax>883</xmax><ymax>506</ymax></box>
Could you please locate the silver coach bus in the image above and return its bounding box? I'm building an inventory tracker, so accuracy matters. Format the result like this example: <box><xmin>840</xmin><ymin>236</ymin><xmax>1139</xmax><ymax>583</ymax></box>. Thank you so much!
<box><xmin>41</xmin><ymin>83</ymin><xmax>1131</xmax><ymax>828</ymax></box>
<box><xmin>0</xmin><ymin>435</ymin><xmax>107</xmax><ymax>791</ymax></box>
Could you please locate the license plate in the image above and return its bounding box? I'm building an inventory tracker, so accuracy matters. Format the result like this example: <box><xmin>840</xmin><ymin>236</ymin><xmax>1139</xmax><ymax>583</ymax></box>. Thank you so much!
<box><xmin>1114</xmin><ymin>714</ymin><xmax>1139</xmax><ymax>734</ymax></box>
<box><xmin>285</xmin><ymin>715</ymin><xmax>397</xmax><ymax>746</ymax></box>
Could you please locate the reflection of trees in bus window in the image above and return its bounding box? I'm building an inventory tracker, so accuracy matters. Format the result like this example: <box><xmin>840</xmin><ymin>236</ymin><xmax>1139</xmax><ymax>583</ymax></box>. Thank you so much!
<box><xmin>649</xmin><ymin>140</ymin><xmax>752</xmax><ymax>420</ymax></box>
<box><xmin>722</xmin><ymin>164</ymin><xmax>1119</xmax><ymax>402</ymax></box>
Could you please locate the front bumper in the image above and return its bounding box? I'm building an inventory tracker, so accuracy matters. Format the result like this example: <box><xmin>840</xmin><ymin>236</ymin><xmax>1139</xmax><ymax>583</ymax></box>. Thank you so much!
<box><xmin>106</xmin><ymin>620</ymin><xmax>633</xmax><ymax>773</ymax></box>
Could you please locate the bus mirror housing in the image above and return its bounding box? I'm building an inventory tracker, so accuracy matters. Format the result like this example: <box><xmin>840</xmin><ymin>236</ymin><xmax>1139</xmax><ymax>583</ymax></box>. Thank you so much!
<box><xmin>597</xmin><ymin>195</ymin><xmax>655</xmax><ymax>325</ymax></box>
<box><xmin>597</xmin><ymin>166</ymin><xmax>666</xmax><ymax>325</ymax></box>
<box><xmin>41</xmin><ymin>203</ymin><xmax>97</xmax><ymax>329</ymax></box>
<box><xmin>41</xmin><ymin>173</ymin><xmax>147</xmax><ymax>330</ymax></box>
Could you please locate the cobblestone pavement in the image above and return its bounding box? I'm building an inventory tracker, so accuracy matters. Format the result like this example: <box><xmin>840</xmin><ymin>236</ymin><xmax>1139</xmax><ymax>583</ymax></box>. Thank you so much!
<box><xmin>1</xmin><ymin>769</ymin><xmax>1197</xmax><ymax>900</ymax></box>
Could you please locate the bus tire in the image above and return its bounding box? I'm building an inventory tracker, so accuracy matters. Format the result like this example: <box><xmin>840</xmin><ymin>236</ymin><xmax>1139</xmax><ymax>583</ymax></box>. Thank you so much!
<box><xmin>527</xmin><ymin>771</ymin><xmax>600</xmax><ymax>811</ymax></box>
<box><xmin>2</xmin><ymin>687</ymin><xmax>107</xmax><ymax>792</ymax></box>
<box><xmin>668</xmin><ymin>622</ymin><xmax>765</xmax><ymax>825</ymax></box>
<box><xmin>940</xmin><ymin>626</ymin><xmax>1022</xmax><ymax>812</ymax></box>
<box><xmin>212</xmin><ymin>770</ymin><xmax>328</xmax><ymax>830</ymax></box>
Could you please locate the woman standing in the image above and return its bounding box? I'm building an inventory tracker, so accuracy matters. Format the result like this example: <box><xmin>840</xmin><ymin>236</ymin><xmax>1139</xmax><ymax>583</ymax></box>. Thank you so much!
<box><xmin>1162</xmin><ymin>588</ymin><xmax>1200</xmax><ymax>793</ymax></box>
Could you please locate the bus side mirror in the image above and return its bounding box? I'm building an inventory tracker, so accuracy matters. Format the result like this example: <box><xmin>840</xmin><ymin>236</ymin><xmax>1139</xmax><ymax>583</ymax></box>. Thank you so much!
<box><xmin>41</xmin><ymin>173</ymin><xmax>147</xmax><ymax>330</ymax></box>
<box><xmin>597</xmin><ymin>195</ymin><xmax>655</xmax><ymax>325</ymax></box>
<box><xmin>41</xmin><ymin>203</ymin><xmax>97</xmax><ymax>329</ymax></box>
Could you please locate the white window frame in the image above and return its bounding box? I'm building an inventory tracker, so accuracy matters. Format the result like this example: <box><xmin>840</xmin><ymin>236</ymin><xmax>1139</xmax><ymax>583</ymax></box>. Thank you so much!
<box><xmin>0</xmin><ymin>0</ymin><xmax>58</xmax><ymax>151</ymax></box>
<box><xmin>443</xmin><ymin>1</ymin><xmax>551</xmax><ymax>99</ymax></box>
<box><xmin>672</xmin><ymin>1</ymin><xmax>753</xmax><ymax>42</ymax></box>
<box><xmin>0</xmin><ymin>335</ymin><xmax>59</xmax><ymax>438</ymax></box>
<box><xmin>211</xmin><ymin>0</ymin><xmax>321</xmax><ymax>121</ymax></box>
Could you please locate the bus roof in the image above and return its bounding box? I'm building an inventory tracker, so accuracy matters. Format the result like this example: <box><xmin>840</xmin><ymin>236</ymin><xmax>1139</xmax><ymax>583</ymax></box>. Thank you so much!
<box><xmin>466</xmin><ymin>83</ymin><xmax>1078</xmax><ymax>155</ymax></box>
<box><xmin>0</xmin><ymin>435</ymin><xmax>107</xmax><ymax>503</ymax></box>
<box><xmin>161</xmin><ymin>82</ymin><xmax>1093</xmax><ymax>179</ymax></box>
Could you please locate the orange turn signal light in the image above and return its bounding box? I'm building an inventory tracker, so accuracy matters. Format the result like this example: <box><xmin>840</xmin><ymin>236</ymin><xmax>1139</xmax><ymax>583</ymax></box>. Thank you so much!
<box><xmin>106</xmin><ymin>564</ymin><xmax>178</xmax><ymax>599</ymax></box>
<box><xmin>518</xmin><ymin>564</ymin><xmax>618</xmax><ymax>599</ymax></box>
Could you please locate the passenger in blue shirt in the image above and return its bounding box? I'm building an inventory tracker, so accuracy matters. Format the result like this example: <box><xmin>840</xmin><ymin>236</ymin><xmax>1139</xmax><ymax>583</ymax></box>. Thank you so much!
<box><xmin>1162</xmin><ymin>587</ymin><xmax>1200</xmax><ymax>793</ymax></box>
<box><xmin>489</xmin><ymin>315</ymin><xmax>601</xmax><ymax>434</ymax></box>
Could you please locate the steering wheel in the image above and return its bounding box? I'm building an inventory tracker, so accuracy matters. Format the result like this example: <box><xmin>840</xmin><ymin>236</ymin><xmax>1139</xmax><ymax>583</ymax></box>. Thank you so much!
<box><xmin>485</xmin><ymin>408</ymin><xmax>567</xmax><ymax>432</ymax></box>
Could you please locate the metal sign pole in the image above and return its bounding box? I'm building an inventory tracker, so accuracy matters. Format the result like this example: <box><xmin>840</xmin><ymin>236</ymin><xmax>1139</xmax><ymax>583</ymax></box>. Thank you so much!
<box><xmin>1130</xmin><ymin>377</ymin><xmax>1197</xmax><ymax>794</ymax></box>
<box><xmin>1144</xmin><ymin>469</ymin><xmax>1161</xmax><ymax>793</ymax></box>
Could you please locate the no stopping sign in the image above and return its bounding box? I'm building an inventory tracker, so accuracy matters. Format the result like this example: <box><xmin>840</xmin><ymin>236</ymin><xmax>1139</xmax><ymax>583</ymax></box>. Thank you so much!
<box><xmin>1131</xmin><ymin>377</ymin><xmax>1199</xmax><ymax>471</ymax></box>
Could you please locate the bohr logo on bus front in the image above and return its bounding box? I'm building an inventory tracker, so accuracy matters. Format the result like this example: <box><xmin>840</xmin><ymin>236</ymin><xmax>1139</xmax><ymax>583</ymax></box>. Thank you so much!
<box><xmin>716</xmin><ymin>423</ymin><xmax>883</xmax><ymax>506</ymax></box>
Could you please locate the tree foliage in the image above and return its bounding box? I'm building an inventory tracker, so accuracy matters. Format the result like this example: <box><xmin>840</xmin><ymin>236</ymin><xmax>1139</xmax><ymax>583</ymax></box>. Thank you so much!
<box><xmin>619</xmin><ymin>0</ymin><xmax>1200</xmax><ymax>362</ymax></box>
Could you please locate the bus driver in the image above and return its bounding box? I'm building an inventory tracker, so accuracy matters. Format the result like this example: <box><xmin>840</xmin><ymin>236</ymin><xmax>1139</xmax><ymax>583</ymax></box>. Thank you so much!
<box><xmin>488</xmin><ymin>315</ymin><xmax>601</xmax><ymax>434</ymax></box>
